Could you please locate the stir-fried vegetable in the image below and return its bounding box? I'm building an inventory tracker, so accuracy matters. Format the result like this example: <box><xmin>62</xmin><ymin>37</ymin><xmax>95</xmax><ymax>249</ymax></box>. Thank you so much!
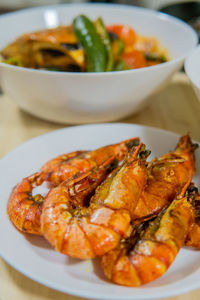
<box><xmin>73</xmin><ymin>15</ymin><xmax>106</xmax><ymax>72</ymax></box>
<box><xmin>123</xmin><ymin>50</ymin><xmax>147</xmax><ymax>69</ymax></box>
<box><xmin>3</xmin><ymin>57</ymin><xmax>23</xmax><ymax>67</ymax></box>
<box><xmin>1</xmin><ymin>14</ymin><xmax>169</xmax><ymax>72</ymax></box>
<box><xmin>106</xmin><ymin>24</ymin><xmax>137</xmax><ymax>46</ymax></box>
<box><xmin>109</xmin><ymin>33</ymin><xmax>125</xmax><ymax>59</ymax></box>
<box><xmin>114</xmin><ymin>59</ymin><xmax>130</xmax><ymax>71</ymax></box>
<box><xmin>144</xmin><ymin>53</ymin><xmax>167</xmax><ymax>63</ymax></box>
<box><xmin>94</xmin><ymin>17</ymin><xmax>114</xmax><ymax>71</ymax></box>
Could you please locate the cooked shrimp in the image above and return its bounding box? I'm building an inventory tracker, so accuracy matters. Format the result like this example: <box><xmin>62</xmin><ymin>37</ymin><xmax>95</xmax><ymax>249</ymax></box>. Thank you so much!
<box><xmin>7</xmin><ymin>151</ymin><xmax>86</xmax><ymax>235</ymax></box>
<box><xmin>8</xmin><ymin>137</ymin><xmax>139</xmax><ymax>235</ymax></box>
<box><xmin>40</xmin><ymin>137</ymin><xmax>139</xmax><ymax>186</ymax></box>
<box><xmin>101</xmin><ymin>183</ymin><xmax>196</xmax><ymax>286</ymax></box>
<box><xmin>132</xmin><ymin>134</ymin><xmax>197</xmax><ymax>221</ymax></box>
<box><xmin>38</xmin><ymin>150</ymin><xmax>86</xmax><ymax>185</ymax></box>
<box><xmin>41</xmin><ymin>144</ymin><xmax>150</xmax><ymax>259</ymax></box>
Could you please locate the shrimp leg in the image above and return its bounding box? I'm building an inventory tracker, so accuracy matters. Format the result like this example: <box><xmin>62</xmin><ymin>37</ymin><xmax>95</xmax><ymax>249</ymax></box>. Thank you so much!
<box><xmin>185</xmin><ymin>189</ymin><xmax>200</xmax><ymax>248</ymax></box>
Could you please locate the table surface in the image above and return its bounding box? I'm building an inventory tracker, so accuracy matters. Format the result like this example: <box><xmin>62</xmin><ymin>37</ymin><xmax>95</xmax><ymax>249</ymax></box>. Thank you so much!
<box><xmin>1</xmin><ymin>72</ymin><xmax>200</xmax><ymax>300</ymax></box>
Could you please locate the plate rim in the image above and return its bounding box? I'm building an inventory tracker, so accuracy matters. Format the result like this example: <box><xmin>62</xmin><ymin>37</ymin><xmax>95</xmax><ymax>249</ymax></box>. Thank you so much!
<box><xmin>0</xmin><ymin>123</ymin><xmax>181</xmax><ymax>163</ymax></box>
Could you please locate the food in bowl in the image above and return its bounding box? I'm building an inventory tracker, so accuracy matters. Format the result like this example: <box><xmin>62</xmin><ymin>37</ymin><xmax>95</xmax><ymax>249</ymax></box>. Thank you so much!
<box><xmin>1</xmin><ymin>14</ymin><xmax>168</xmax><ymax>72</ymax></box>
<box><xmin>0</xmin><ymin>4</ymin><xmax>197</xmax><ymax>124</ymax></box>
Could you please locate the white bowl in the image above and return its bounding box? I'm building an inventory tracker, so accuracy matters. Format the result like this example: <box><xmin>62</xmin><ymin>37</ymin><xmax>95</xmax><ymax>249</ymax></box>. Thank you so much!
<box><xmin>0</xmin><ymin>3</ymin><xmax>198</xmax><ymax>124</ymax></box>
<box><xmin>185</xmin><ymin>45</ymin><xmax>200</xmax><ymax>101</ymax></box>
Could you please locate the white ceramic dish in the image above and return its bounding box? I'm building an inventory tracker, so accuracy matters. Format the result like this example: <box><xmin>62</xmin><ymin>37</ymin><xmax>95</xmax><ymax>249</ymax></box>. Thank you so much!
<box><xmin>0</xmin><ymin>123</ymin><xmax>200</xmax><ymax>300</ymax></box>
<box><xmin>185</xmin><ymin>45</ymin><xmax>200</xmax><ymax>102</ymax></box>
<box><xmin>0</xmin><ymin>4</ymin><xmax>198</xmax><ymax>124</ymax></box>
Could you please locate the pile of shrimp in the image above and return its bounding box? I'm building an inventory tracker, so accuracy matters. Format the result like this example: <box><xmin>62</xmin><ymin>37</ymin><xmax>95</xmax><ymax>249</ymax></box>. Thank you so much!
<box><xmin>8</xmin><ymin>134</ymin><xmax>200</xmax><ymax>287</ymax></box>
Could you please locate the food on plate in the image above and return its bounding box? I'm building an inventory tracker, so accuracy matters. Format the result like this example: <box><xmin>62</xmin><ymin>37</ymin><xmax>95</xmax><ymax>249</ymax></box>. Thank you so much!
<box><xmin>1</xmin><ymin>15</ymin><xmax>168</xmax><ymax>72</ymax></box>
<box><xmin>7</xmin><ymin>137</ymin><xmax>139</xmax><ymax>235</ymax></box>
<box><xmin>41</xmin><ymin>143</ymin><xmax>149</xmax><ymax>259</ymax></box>
<box><xmin>132</xmin><ymin>134</ymin><xmax>196</xmax><ymax>221</ymax></box>
<box><xmin>7</xmin><ymin>134</ymin><xmax>200</xmax><ymax>286</ymax></box>
<box><xmin>101</xmin><ymin>183</ymin><xmax>197</xmax><ymax>286</ymax></box>
<box><xmin>39</xmin><ymin>137</ymin><xmax>139</xmax><ymax>185</ymax></box>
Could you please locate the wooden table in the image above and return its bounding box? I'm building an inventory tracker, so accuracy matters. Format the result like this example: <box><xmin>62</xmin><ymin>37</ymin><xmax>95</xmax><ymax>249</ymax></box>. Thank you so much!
<box><xmin>1</xmin><ymin>72</ymin><xmax>200</xmax><ymax>300</ymax></box>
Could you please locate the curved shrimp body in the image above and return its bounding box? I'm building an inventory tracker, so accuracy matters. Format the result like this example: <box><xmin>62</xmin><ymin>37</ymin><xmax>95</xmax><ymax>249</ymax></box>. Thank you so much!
<box><xmin>41</xmin><ymin>144</ymin><xmax>149</xmax><ymax>259</ymax></box>
<box><xmin>8</xmin><ymin>137</ymin><xmax>139</xmax><ymax>235</ymax></box>
<box><xmin>132</xmin><ymin>134</ymin><xmax>197</xmax><ymax>220</ymax></box>
<box><xmin>7</xmin><ymin>150</ymin><xmax>87</xmax><ymax>235</ymax></box>
<box><xmin>101</xmin><ymin>185</ymin><xmax>196</xmax><ymax>287</ymax></box>
<box><xmin>7</xmin><ymin>173</ymin><xmax>44</xmax><ymax>234</ymax></box>
<box><xmin>40</xmin><ymin>137</ymin><xmax>140</xmax><ymax>186</ymax></box>
<box><xmin>39</xmin><ymin>150</ymin><xmax>86</xmax><ymax>185</ymax></box>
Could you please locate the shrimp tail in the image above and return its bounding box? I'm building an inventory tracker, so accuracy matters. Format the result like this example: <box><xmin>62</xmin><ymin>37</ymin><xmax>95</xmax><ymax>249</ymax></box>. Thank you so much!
<box><xmin>176</xmin><ymin>134</ymin><xmax>198</xmax><ymax>153</ymax></box>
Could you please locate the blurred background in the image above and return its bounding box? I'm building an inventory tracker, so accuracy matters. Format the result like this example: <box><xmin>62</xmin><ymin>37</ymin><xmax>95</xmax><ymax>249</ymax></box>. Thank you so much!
<box><xmin>0</xmin><ymin>0</ymin><xmax>200</xmax><ymax>36</ymax></box>
<box><xmin>1</xmin><ymin>0</ymin><xmax>200</xmax><ymax>38</ymax></box>
<box><xmin>0</xmin><ymin>0</ymin><xmax>198</xmax><ymax>12</ymax></box>
<box><xmin>1</xmin><ymin>0</ymin><xmax>200</xmax><ymax>41</ymax></box>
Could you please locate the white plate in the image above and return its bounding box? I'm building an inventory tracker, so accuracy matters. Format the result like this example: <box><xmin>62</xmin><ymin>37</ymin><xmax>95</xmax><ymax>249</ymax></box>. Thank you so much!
<box><xmin>0</xmin><ymin>123</ymin><xmax>200</xmax><ymax>300</ymax></box>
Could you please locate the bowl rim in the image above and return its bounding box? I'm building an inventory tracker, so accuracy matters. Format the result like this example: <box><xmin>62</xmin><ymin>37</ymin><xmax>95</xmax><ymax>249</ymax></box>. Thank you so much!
<box><xmin>185</xmin><ymin>44</ymin><xmax>200</xmax><ymax>89</ymax></box>
<box><xmin>0</xmin><ymin>2</ymin><xmax>198</xmax><ymax>77</ymax></box>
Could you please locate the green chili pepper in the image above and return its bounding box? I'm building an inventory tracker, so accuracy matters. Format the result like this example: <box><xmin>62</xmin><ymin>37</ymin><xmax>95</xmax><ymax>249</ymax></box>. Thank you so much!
<box><xmin>44</xmin><ymin>67</ymin><xmax>62</xmax><ymax>71</ymax></box>
<box><xmin>73</xmin><ymin>15</ymin><xmax>106</xmax><ymax>72</ymax></box>
<box><xmin>109</xmin><ymin>32</ymin><xmax>125</xmax><ymax>57</ymax></box>
<box><xmin>114</xmin><ymin>60</ymin><xmax>130</xmax><ymax>71</ymax></box>
<box><xmin>114</xmin><ymin>38</ymin><xmax>125</xmax><ymax>56</ymax></box>
<box><xmin>94</xmin><ymin>17</ymin><xmax>113</xmax><ymax>71</ymax></box>
<box><xmin>3</xmin><ymin>57</ymin><xmax>23</xmax><ymax>67</ymax></box>
<box><xmin>144</xmin><ymin>53</ymin><xmax>167</xmax><ymax>63</ymax></box>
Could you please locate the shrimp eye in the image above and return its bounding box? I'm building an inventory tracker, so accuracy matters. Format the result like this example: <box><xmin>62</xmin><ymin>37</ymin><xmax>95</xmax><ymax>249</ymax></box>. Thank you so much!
<box><xmin>108</xmin><ymin>160</ymin><xmax>118</xmax><ymax>172</ymax></box>
<box><xmin>192</xmin><ymin>143</ymin><xmax>199</xmax><ymax>151</ymax></box>
<box><xmin>188</xmin><ymin>185</ymin><xmax>198</xmax><ymax>194</ymax></box>
<box><xmin>139</xmin><ymin>150</ymin><xmax>151</xmax><ymax>159</ymax></box>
